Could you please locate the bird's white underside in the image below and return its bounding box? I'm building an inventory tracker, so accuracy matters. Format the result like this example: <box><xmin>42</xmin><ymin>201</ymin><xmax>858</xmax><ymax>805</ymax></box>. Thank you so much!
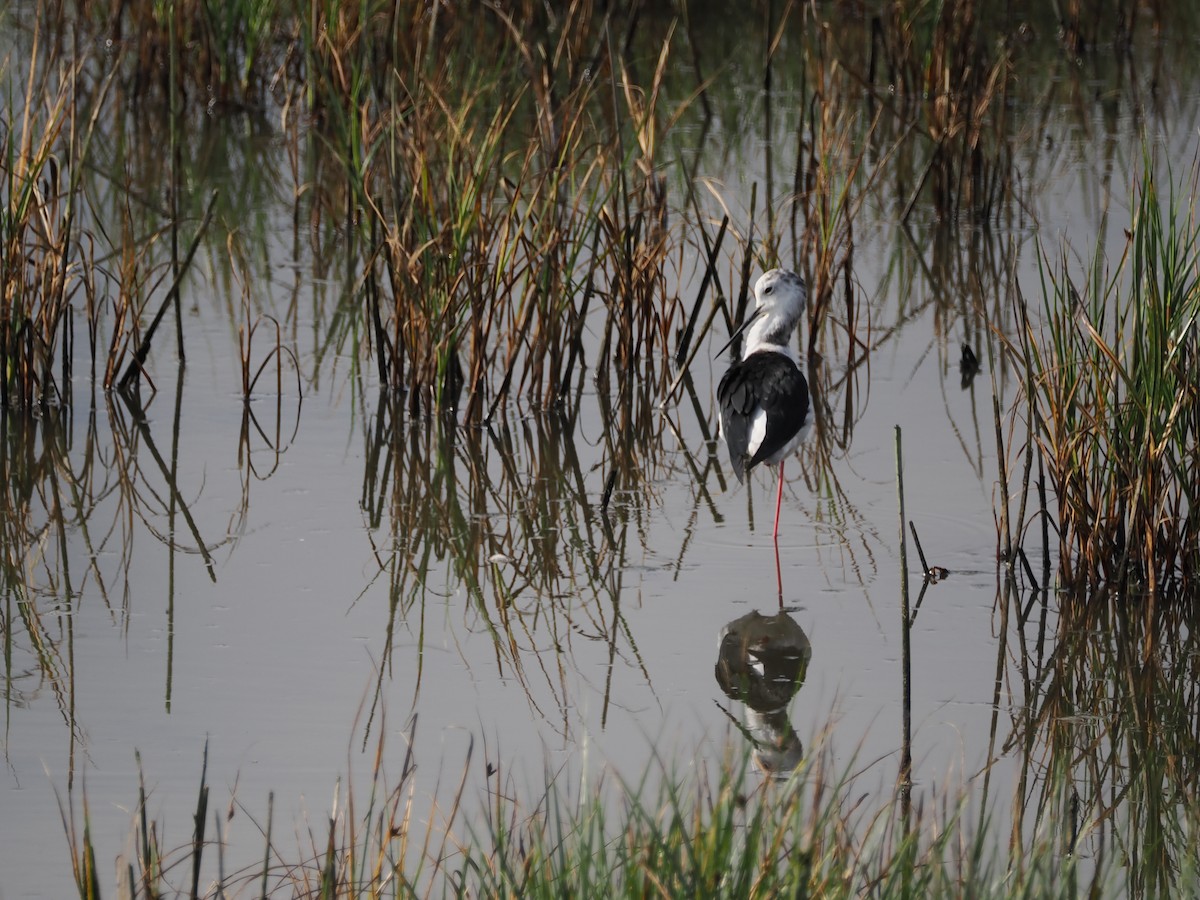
<box><xmin>747</xmin><ymin>409</ymin><xmax>768</xmax><ymax>459</ymax></box>
<box><xmin>748</xmin><ymin>409</ymin><xmax>812</xmax><ymax>467</ymax></box>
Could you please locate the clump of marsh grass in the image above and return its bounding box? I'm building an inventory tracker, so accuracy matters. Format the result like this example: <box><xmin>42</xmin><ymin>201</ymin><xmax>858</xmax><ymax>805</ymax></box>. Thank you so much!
<box><xmin>0</xmin><ymin>29</ymin><xmax>95</xmax><ymax>409</ymax></box>
<box><xmin>57</xmin><ymin>724</ymin><xmax>1137</xmax><ymax>898</ymax></box>
<box><xmin>1006</xmin><ymin>155</ymin><xmax>1200</xmax><ymax>593</ymax></box>
<box><xmin>48</xmin><ymin>0</ymin><xmax>276</xmax><ymax>111</ymax></box>
<box><xmin>878</xmin><ymin>0</ymin><xmax>1014</xmax><ymax>224</ymax></box>
<box><xmin>1</xmin><ymin>14</ymin><xmax>210</xmax><ymax>408</ymax></box>
<box><xmin>255</xmin><ymin>1</ymin><xmax>691</xmax><ymax>420</ymax></box>
<box><xmin>349</xmin><ymin>5</ymin><xmax>684</xmax><ymax>421</ymax></box>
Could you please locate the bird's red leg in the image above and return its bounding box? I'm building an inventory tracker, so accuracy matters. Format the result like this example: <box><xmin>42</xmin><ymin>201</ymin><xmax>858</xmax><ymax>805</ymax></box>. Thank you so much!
<box><xmin>773</xmin><ymin>460</ymin><xmax>785</xmax><ymax>541</ymax></box>
<box><xmin>774</xmin><ymin>537</ymin><xmax>783</xmax><ymax>605</ymax></box>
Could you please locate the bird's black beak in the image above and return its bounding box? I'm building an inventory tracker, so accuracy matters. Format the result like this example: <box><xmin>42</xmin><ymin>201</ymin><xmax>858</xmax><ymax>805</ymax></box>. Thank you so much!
<box><xmin>716</xmin><ymin>307</ymin><xmax>765</xmax><ymax>357</ymax></box>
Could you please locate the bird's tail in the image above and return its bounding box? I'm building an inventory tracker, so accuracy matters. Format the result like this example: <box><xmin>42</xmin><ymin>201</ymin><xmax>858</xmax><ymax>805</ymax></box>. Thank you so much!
<box><xmin>731</xmin><ymin>454</ymin><xmax>748</xmax><ymax>484</ymax></box>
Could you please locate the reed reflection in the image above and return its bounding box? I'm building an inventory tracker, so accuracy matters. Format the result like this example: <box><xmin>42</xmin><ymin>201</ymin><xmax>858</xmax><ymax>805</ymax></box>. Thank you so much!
<box><xmin>359</xmin><ymin>383</ymin><xmax>675</xmax><ymax>739</ymax></box>
<box><xmin>715</xmin><ymin>608</ymin><xmax>812</xmax><ymax>780</ymax></box>
<box><xmin>1</xmin><ymin>333</ymin><xmax>304</xmax><ymax>893</ymax></box>
<box><xmin>0</xmin><ymin>378</ymin><xmax>284</xmax><ymax>779</ymax></box>
<box><xmin>983</xmin><ymin>578</ymin><xmax>1200</xmax><ymax>898</ymax></box>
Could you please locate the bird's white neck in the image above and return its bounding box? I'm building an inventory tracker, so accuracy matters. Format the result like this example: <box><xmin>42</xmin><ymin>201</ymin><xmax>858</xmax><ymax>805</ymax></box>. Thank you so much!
<box><xmin>745</xmin><ymin>316</ymin><xmax>802</xmax><ymax>366</ymax></box>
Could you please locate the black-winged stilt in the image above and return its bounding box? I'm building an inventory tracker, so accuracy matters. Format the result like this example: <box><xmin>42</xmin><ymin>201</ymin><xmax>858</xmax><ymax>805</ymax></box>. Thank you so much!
<box><xmin>717</xmin><ymin>268</ymin><xmax>812</xmax><ymax>541</ymax></box>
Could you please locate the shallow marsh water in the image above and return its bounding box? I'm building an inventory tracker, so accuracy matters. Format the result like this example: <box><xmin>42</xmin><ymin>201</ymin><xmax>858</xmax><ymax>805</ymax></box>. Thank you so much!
<box><xmin>3</xmin><ymin>6</ymin><xmax>1200</xmax><ymax>896</ymax></box>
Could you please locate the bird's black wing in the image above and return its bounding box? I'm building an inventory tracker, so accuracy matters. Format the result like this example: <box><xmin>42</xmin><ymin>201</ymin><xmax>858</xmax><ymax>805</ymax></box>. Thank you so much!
<box><xmin>718</xmin><ymin>353</ymin><xmax>809</xmax><ymax>481</ymax></box>
<box><xmin>717</xmin><ymin>361</ymin><xmax>754</xmax><ymax>482</ymax></box>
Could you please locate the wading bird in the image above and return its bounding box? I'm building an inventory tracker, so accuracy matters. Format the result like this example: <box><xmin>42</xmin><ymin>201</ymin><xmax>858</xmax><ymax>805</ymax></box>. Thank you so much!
<box><xmin>717</xmin><ymin>269</ymin><xmax>812</xmax><ymax>541</ymax></box>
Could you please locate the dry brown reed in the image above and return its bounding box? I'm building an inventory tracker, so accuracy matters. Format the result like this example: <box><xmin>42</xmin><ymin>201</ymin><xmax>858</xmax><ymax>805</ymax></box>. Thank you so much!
<box><xmin>884</xmin><ymin>0</ymin><xmax>1013</xmax><ymax>223</ymax></box>
<box><xmin>334</xmin><ymin>5</ymin><xmax>684</xmax><ymax>421</ymax></box>
<box><xmin>1</xmin><ymin>26</ymin><xmax>92</xmax><ymax>409</ymax></box>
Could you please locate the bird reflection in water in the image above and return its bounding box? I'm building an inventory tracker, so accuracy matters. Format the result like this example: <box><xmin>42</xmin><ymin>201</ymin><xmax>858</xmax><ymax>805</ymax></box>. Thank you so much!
<box><xmin>715</xmin><ymin>609</ymin><xmax>812</xmax><ymax>779</ymax></box>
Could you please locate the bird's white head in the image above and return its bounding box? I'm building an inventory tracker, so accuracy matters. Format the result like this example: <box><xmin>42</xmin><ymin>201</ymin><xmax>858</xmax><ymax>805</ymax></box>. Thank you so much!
<box><xmin>744</xmin><ymin>268</ymin><xmax>807</xmax><ymax>356</ymax></box>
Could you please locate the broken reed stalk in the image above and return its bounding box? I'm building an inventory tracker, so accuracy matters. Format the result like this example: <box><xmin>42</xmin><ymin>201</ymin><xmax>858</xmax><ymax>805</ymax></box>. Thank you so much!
<box><xmin>118</xmin><ymin>189</ymin><xmax>219</xmax><ymax>393</ymax></box>
<box><xmin>908</xmin><ymin>521</ymin><xmax>930</xmax><ymax>575</ymax></box>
